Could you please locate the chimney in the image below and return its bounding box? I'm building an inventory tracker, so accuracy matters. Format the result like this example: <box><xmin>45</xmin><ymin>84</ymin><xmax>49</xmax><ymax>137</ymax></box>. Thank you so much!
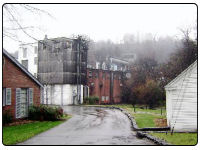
<box><xmin>44</xmin><ymin>35</ymin><xmax>48</xmax><ymax>40</ymax></box>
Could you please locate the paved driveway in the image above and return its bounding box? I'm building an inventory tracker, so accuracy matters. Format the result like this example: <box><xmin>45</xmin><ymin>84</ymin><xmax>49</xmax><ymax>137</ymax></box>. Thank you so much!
<box><xmin>19</xmin><ymin>106</ymin><xmax>154</xmax><ymax>145</ymax></box>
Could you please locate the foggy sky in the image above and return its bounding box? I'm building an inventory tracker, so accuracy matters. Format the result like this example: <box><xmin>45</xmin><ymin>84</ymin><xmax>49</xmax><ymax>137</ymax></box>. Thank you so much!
<box><xmin>3</xmin><ymin>4</ymin><xmax>197</xmax><ymax>53</ymax></box>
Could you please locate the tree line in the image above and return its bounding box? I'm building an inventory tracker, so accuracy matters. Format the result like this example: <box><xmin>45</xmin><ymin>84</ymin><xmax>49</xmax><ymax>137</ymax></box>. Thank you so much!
<box><xmin>88</xmin><ymin>31</ymin><xmax>197</xmax><ymax>108</ymax></box>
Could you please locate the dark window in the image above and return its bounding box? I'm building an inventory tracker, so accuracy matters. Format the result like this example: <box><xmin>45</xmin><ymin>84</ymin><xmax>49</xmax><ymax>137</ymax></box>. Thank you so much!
<box><xmin>34</xmin><ymin>73</ymin><xmax>37</xmax><ymax>77</ymax></box>
<box><xmin>22</xmin><ymin>60</ymin><xmax>28</xmax><ymax>70</ymax></box>
<box><xmin>43</xmin><ymin>43</ymin><xmax>46</xmax><ymax>49</ymax></box>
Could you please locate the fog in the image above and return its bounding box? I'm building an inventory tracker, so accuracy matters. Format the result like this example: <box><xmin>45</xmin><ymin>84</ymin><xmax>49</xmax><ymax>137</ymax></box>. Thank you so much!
<box><xmin>88</xmin><ymin>33</ymin><xmax>183</xmax><ymax>66</ymax></box>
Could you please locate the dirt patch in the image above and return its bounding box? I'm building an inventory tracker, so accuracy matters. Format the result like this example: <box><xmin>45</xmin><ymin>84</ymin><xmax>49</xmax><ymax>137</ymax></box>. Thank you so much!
<box><xmin>5</xmin><ymin>120</ymin><xmax>36</xmax><ymax>126</ymax></box>
<box><xmin>154</xmin><ymin>118</ymin><xmax>167</xmax><ymax>127</ymax></box>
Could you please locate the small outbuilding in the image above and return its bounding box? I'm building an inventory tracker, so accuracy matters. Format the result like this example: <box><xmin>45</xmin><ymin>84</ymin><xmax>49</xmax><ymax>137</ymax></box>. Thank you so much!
<box><xmin>3</xmin><ymin>49</ymin><xmax>43</xmax><ymax>119</ymax></box>
<box><xmin>165</xmin><ymin>60</ymin><xmax>197</xmax><ymax>132</ymax></box>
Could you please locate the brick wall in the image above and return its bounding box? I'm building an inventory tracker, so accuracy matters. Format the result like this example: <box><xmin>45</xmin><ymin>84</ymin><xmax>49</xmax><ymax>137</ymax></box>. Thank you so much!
<box><xmin>3</xmin><ymin>56</ymin><xmax>41</xmax><ymax>119</ymax></box>
<box><xmin>87</xmin><ymin>69</ymin><xmax>123</xmax><ymax>104</ymax></box>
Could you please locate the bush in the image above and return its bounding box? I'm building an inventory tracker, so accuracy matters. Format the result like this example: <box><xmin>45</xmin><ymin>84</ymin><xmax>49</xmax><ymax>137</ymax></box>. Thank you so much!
<box><xmin>133</xmin><ymin>79</ymin><xmax>163</xmax><ymax>109</ymax></box>
<box><xmin>3</xmin><ymin>110</ymin><xmax>13</xmax><ymax>125</ymax></box>
<box><xmin>84</xmin><ymin>96</ymin><xmax>99</xmax><ymax>104</ymax></box>
<box><xmin>29</xmin><ymin>105</ymin><xmax>64</xmax><ymax>121</ymax></box>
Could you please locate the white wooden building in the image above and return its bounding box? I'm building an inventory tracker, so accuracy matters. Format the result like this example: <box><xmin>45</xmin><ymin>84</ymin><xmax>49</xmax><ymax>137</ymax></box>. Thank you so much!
<box><xmin>165</xmin><ymin>60</ymin><xmax>197</xmax><ymax>132</ymax></box>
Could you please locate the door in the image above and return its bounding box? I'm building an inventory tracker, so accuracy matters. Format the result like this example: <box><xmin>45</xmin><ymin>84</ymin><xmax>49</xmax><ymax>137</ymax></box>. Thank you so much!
<box><xmin>20</xmin><ymin>89</ymin><xmax>28</xmax><ymax>118</ymax></box>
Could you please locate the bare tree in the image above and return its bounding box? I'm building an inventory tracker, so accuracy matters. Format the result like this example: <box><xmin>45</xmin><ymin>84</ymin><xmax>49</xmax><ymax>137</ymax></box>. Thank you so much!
<box><xmin>3</xmin><ymin>4</ymin><xmax>54</xmax><ymax>45</ymax></box>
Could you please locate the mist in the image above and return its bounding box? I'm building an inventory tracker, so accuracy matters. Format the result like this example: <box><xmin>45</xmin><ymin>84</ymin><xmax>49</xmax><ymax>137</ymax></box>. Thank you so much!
<box><xmin>88</xmin><ymin>33</ymin><xmax>183</xmax><ymax>66</ymax></box>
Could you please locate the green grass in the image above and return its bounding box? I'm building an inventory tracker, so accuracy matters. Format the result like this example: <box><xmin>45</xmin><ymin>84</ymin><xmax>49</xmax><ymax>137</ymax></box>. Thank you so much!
<box><xmin>133</xmin><ymin>113</ymin><xmax>165</xmax><ymax>128</ymax></box>
<box><xmin>150</xmin><ymin>132</ymin><xmax>197</xmax><ymax>145</ymax></box>
<box><xmin>3</xmin><ymin>115</ymin><xmax>71</xmax><ymax>145</ymax></box>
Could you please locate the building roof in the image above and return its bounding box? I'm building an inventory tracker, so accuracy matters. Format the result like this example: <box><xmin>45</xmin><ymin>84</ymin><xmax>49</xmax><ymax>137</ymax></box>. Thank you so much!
<box><xmin>109</xmin><ymin>57</ymin><xmax>129</xmax><ymax>64</ymax></box>
<box><xmin>3</xmin><ymin>49</ymin><xmax>43</xmax><ymax>88</ymax></box>
<box><xmin>39</xmin><ymin>36</ymin><xmax>74</xmax><ymax>42</ymax></box>
<box><xmin>165</xmin><ymin>60</ymin><xmax>197</xmax><ymax>89</ymax></box>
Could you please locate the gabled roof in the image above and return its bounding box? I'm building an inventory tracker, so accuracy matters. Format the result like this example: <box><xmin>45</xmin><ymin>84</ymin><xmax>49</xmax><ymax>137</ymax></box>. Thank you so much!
<box><xmin>3</xmin><ymin>49</ymin><xmax>43</xmax><ymax>88</ymax></box>
<box><xmin>165</xmin><ymin>60</ymin><xmax>197</xmax><ymax>89</ymax></box>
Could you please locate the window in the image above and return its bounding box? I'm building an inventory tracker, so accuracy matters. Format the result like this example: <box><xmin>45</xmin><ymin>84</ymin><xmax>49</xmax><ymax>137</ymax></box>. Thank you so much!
<box><xmin>95</xmin><ymin>72</ymin><xmax>99</xmax><ymax>78</ymax></box>
<box><xmin>106</xmin><ymin>96</ymin><xmax>109</xmax><ymax>101</ymax></box>
<box><xmin>107</xmin><ymin>74</ymin><xmax>110</xmax><ymax>79</ymax></box>
<box><xmin>102</xmin><ymin>73</ymin><xmax>105</xmax><ymax>79</ymax></box>
<box><xmin>89</xmin><ymin>71</ymin><xmax>92</xmax><ymax>78</ymax></box>
<box><xmin>55</xmin><ymin>42</ymin><xmax>60</xmax><ymax>49</ymax></box>
<box><xmin>23</xmin><ymin>48</ymin><xmax>27</xmax><ymax>58</ymax></box>
<box><xmin>101</xmin><ymin>96</ymin><xmax>105</xmax><ymax>101</ymax></box>
<box><xmin>34</xmin><ymin>46</ymin><xmax>38</xmax><ymax>54</ymax></box>
<box><xmin>16</xmin><ymin>88</ymin><xmax>33</xmax><ymax>118</ymax></box>
<box><xmin>119</xmin><ymin>75</ymin><xmax>121</xmax><ymax>80</ymax></box>
<box><xmin>3</xmin><ymin>88</ymin><xmax>11</xmax><ymax>106</ymax></box>
<box><xmin>22</xmin><ymin>60</ymin><xmax>28</xmax><ymax>70</ymax></box>
<box><xmin>34</xmin><ymin>57</ymin><xmax>38</xmax><ymax>65</ymax></box>
<box><xmin>42</xmin><ymin>43</ymin><xmax>46</xmax><ymax>49</ymax></box>
<box><xmin>63</xmin><ymin>41</ymin><xmax>71</xmax><ymax>49</ymax></box>
<box><xmin>3</xmin><ymin>88</ymin><xmax>6</xmax><ymax>106</ymax></box>
<box><xmin>34</xmin><ymin>73</ymin><xmax>37</xmax><ymax>77</ymax></box>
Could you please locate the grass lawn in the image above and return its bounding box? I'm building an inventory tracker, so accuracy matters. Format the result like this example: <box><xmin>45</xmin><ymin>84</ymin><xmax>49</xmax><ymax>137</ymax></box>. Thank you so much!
<box><xmin>150</xmin><ymin>132</ymin><xmax>197</xmax><ymax>145</ymax></box>
<box><xmin>3</xmin><ymin>115</ymin><xmax>71</xmax><ymax>145</ymax></box>
<box><xmin>133</xmin><ymin>113</ymin><xmax>165</xmax><ymax>128</ymax></box>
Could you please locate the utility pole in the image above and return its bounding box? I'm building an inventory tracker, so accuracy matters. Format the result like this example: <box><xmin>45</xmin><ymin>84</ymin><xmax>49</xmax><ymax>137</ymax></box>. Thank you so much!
<box><xmin>76</xmin><ymin>36</ymin><xmax>82</xmax><ymax>105</ymax></box>
<box><xmin>76</xmin><ymin>38</ymin><xmax>79</xmax><ymax>105</ymax></box>
<box><xmin>109</xmin><ymin>57</ymin><xmax>114</xmax><ymax>104</ymax></box>
<box><xmin>79</xmin><ymin>36</ymin><xmax>82</xmax><ymax>104</ymax></box>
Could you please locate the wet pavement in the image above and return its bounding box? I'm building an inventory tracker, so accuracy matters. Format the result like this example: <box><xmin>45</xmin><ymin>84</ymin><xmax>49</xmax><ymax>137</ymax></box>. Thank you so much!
<box><xmin>19</xmin><ymin>106</ymin><xmax>154</xmax><ymax>145</ymax></box>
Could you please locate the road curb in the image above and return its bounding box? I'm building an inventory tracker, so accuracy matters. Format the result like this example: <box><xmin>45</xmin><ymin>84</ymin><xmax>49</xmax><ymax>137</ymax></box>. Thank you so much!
<box><xmin>83</xmin><ymin>105</ymin><xmax>170</xmax><ymax>145</ymax></box>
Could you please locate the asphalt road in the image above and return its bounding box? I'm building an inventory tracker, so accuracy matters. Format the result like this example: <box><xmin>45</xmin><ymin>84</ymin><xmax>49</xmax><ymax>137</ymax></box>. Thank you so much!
<box><xmin>19</xmin><ymin>106</ymin><xmax>154</xmax><ymax>145</ymax></box>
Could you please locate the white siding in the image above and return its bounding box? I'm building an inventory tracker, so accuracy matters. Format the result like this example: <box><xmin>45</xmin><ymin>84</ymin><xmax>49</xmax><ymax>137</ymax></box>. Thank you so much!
<box><xmin>165</xmin><ymin>61</ymin><xmax>197</xmax><ymax>132</ymax></box>
<box><xmin>18</xmin><ymin>45</ymin><xmax>38</xmax><ymax>77</ymax></box>
<box><xmin>42</xmin><ymin>84</ymin><xmax>84</xmax><ymax>105</ymax></box>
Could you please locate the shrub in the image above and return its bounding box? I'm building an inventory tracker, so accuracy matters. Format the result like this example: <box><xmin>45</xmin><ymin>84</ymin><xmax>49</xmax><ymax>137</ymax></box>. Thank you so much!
<box><xmin>28</xmin><ymin>105</ymin><xmax>64</xmax><ymax>121</ymax></box>
<box><xmin>132</xmin><ymin>79</ymin><xmax>162</xmax><ymax>109</ymax></box>
<box><xmin>84</xmin><ymin>96</ymin><xmax>99</xmax><ymax>104</ymax></box>
<box><xmin>3</xmin><ymin>110</ymin><xmax>13</xmax><ymax>125</ymax></box>
<box><xmin>83</xmin><ymin>97</ymin><xmax>89</xmax><ymax>104</ymax></box>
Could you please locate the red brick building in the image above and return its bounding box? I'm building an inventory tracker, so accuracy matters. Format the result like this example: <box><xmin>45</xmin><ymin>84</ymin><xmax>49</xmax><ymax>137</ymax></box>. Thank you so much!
<box><xmin>87</xmin><ymin>68</ymin><xmax>124</xmax><ymax>104</ymax></box>
<box><xmin>3</xmin><ymin>49</ymin><xmax>43</xmax><ymax>119</ymax></box>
